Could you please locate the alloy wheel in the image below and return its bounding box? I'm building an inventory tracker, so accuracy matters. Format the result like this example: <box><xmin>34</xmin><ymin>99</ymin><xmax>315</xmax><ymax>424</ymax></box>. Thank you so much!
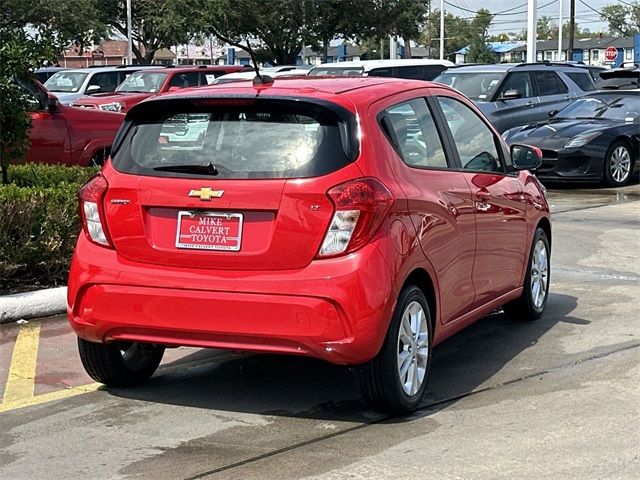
<box><xmin>610</xmin><ymin>146</ymin><xmax>631</xmax><ymax>184</ymax></box>
<box><xmin>530</xmin><ymin>239</ymin><xmax>549</xmax><ymax>309</ymax></box>
<box><xmin>396</xmin><ymin>301</ymin><xmax>429</xmax><ymax>396</ymax></box>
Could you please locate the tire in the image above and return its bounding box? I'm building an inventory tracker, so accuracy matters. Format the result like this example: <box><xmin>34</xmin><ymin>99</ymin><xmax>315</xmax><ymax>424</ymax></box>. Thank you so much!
<box><xmin>78</xmin><ymin>338</ymin><xmax>165</xmax><ymax>387</ymax></box>
<box><xmin>504</xmin><ymin>228</ymin><xmax>550</xmax><ymax>321</ymax></box>
<box><xmin>603</xmin><ymin>141</ymin><xmax>633</xmax><ymax>187</ymax></box>
<box><xmin>354</xmin><ymin>285</ymin><xmax>433</xmax><ymax>414</ymax></box>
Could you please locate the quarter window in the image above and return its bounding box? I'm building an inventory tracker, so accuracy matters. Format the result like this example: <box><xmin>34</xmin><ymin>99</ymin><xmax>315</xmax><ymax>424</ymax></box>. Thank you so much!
<box><xmin>437</xmin><ymin>97</ymin><xmax>502</xmax><ymax>173</ymax></box>
<box><xmin>566</xmin><ymin>72</ymin><xmax>596</xmax><ymax>91</ymax></box>
<box><xmin>384</xmin><ymin>99</ymin><xmax>448</xmax><ymax>169</ymax></box>
<box><xmin>533</xmin><ymin>71</ymin><xmax>568</xmax><ymax>95</ymax></box>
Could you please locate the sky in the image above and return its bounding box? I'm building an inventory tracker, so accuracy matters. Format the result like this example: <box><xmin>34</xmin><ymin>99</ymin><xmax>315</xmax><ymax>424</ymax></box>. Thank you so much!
<box><xmin>440</xmin><ymin>0</ymin><xmax>621</xmax><ymax>36</ymax></box>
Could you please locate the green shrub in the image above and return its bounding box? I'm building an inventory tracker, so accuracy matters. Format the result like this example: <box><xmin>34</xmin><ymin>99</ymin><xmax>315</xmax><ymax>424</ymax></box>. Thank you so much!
<box><xmin>0</xmin><ymin>164</ymin><xmax>97</xmax><ymax>293</ymax></box>
<box><xmin>8</xmin><ymin>163</ymin><xmax>99</xmax><ymax>188</ymax></box>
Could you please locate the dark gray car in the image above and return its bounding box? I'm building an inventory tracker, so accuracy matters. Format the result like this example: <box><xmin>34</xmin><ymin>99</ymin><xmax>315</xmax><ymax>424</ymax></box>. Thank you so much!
<box><xmin>434</xmin><ymin>63</ymin><xmax>597</xmax><ymax>133</ymax></box>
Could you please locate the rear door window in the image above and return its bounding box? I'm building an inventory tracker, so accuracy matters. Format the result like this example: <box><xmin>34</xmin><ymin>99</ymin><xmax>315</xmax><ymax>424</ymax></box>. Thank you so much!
<box><xmin>383</xmin><ymin>99</ymin><xmax>448</xmax><ymax>168</ymax></box>
<box><xmin>112</xmin><ymin>100</ymin><xmax>357</xmax><ymax>179</ymax></box>
<box><xmin>533</xmin><ymin>71</ymin><xmax>568</xmax><ymax>95</ymax></box>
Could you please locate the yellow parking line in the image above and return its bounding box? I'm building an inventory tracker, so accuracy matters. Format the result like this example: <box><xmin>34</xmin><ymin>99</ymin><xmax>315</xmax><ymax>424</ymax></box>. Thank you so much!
<box><xmin>0</xmin><ymin>322</ymin><xmax>102</xmax><ymax>413</ymax></box>
<box><xmin>0</xmin><ymin>382</ymin><xmax>101</xmax><ymax>413</ymax></box>
<box><xmin>3</xmin><ymin>322</ymin><xmax>41</xmax><ymax>404</ymax></box>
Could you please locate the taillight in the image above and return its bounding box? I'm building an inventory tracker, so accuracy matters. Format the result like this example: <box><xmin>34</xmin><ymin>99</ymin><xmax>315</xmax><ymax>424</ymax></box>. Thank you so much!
<box><xmin>318</xmin><ymin>178</ymin><xmax>394</xmax><ymax>257</ymax></box>
<box><xmin>78</xmin><ymin>174</ymin><xmax>112</xmax><ymax>248</ymax></box>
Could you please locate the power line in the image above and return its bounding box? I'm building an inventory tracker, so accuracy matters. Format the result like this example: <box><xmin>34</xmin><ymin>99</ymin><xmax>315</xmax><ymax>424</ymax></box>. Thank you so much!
<box><xmin>442</xmin><ymin>0</ymin><xmax>559</xmax><ymax>16</ymax></box>
<box><xmin>576</xmin><ymin>0</ymin><xmax>605</xmax><ymax>16</ymax></box>
<box><xmin>576</xmin><ymin>0</ymin><xmax>632</xmax><ymax>32</ymax></box>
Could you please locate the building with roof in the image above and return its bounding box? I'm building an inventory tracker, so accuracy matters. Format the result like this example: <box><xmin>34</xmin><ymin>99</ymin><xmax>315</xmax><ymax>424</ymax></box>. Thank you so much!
<box><xmin>455</xmin><ymin>36</ymin><xmax>638</xmax><ymax>67</ymax></box>
<box><xmin>60</xmin><ymin>40</ymin><xmax>130</xmax><ymax>68</ymax></box>
<box><xmin>509</xmin><ymin>36</ymin><xmax>636</xmax><ymax>66</ymax></box>
<box><xmin>454</xmin><ymin>41</ymin><xmax>526</xmax><ymax>64</ymax></box>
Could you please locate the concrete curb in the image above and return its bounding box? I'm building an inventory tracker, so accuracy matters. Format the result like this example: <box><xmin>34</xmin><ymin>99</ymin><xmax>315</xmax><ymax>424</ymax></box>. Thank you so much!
<box><xmin>0</xmin><ymin>287</ymin><xmax>67</xmax><ymax>324</ymax></box>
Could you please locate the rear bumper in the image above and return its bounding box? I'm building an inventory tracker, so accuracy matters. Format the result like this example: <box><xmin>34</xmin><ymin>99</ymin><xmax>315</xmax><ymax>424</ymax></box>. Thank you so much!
<box><xmin>67</xmin><ymin>235</ymin><xmax>396</xmax><ymax>365</ymax></box>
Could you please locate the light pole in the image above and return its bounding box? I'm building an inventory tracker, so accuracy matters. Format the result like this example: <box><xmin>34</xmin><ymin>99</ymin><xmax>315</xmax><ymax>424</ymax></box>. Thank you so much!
<box><xmin>558</xmin><ymin>0</ymin><xmax>563</xmax><ymax>61</ymax></box>
<box><xmin>126</xmin><ymin>0</ymin><xmax>133</xmax><ymax>65</ymax></box>
<box><xmin>526</xmin><ymin>0</ymin><xmax>537</xmax><ymax>63</ymax></box>
<box><xmin>439</xmin><ymin>0</ymin><xmax>445</xmax><ymax>60</ymax></box>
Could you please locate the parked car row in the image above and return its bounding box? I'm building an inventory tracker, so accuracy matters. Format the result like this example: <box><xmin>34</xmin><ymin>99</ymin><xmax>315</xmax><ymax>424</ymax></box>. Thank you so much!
<box><xmin>71</xmin><ymin>65</ymin><xmax>248</xmax><ymax>112</ymax></box>
<box><xmin>434</xmin><ymin>61</ymin><xmax>639</xmax><ymax>185</ymax></box>
<box><xmin>44</xmin><ymin>64</ymin><xmax>249</xmax><ymax>107</ymax></box>
<box><xmin>20</xmin><ymin>59</ymin><xmax>639</xmax><ymax>182</ymax></box>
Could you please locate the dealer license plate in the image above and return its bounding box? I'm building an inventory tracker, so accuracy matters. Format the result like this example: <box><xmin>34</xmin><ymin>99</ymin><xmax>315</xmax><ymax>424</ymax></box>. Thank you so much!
<box><xmin>175</xmin><ymin>211</ymin><xmax>243</xmax><ymax>251</ymax></box>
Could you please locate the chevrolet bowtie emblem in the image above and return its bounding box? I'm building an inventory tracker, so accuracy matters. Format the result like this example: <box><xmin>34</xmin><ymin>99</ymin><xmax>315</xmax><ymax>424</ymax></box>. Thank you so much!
<box><xmin>188</xmin><ymin>188</ymin><xmax>224</xmax><ymax>201</ymax></box>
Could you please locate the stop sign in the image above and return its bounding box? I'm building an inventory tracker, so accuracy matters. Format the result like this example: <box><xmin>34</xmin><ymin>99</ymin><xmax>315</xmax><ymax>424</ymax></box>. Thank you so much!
<box><xmin>604</xmin><ymin>46</ymin><xmax>618</xmax><ymax>62</ymax></box>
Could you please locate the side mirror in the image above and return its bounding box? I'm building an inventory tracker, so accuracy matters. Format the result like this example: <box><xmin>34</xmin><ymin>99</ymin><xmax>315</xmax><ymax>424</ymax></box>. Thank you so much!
<box><xmin>47</xmin><ymin>93</ymin><xmax>60</xmax><ymax>113</ymax></box>
<box><xmin>167</xmin><ymin>86</ymin><xmax>182</xmax><ymax>92</ymax></box>
<box><xmin>499</xmin><ymin>89</ymin><xmax>521</xmax><ymax>101</ymax></box>
<box><xmin>86</xmin><ymin>85</ymin><xmax>101</xmax><ymax>94</ymax></box>
<box><xmin>511</xmin><ymin>144</ymin><xmax>542</xmax><ymax>170</ymax></box>
<box><xmin>548</xmin><ymin>109</ymin><xmax>559</xmax><ymax>118</ymax></box>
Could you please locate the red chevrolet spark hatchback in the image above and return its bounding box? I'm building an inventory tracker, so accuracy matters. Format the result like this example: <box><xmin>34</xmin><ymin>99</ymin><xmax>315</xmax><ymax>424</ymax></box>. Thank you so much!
<box><xmin>68</xmin><ymin>77</ymin><xmax>551</xmax><ymax>413</ymax></box>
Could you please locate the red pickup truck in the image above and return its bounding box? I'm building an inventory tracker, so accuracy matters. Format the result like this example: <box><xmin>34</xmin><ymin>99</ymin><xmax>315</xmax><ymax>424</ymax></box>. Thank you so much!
<box><xmin>20</xmin><ymin>78</ymin><xmax>124</xmax><ymax>166</ymax></box>
<box><xmin>71</xmin><ymin>65</ymin><xmax>249</xmax><ymax>112</ymax></box>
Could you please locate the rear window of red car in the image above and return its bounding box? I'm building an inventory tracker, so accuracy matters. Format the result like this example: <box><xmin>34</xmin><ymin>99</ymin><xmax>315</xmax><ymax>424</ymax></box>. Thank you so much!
<box><xmin>111</xmin><ymin>98</ymin><xmax>358</xmax><ymax>179</ymax></box>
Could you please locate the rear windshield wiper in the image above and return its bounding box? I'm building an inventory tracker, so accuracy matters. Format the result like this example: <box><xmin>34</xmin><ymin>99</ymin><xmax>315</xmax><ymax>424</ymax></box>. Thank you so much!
<box><xmin>153</xmin><ymin>162</ymin><xmax>219</xmax><ymax>175</ymax></box>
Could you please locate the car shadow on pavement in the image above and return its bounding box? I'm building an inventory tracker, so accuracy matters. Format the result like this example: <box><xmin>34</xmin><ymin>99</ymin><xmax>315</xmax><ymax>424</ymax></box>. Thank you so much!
<box><xmin>108</xmin><ymin>292</ymin><xmax>579</xmax><ymax>423</ymax></box>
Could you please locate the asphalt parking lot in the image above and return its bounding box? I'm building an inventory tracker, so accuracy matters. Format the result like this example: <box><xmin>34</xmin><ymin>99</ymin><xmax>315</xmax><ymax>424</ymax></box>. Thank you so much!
<box><xmin>0</xmin><ymin>183</ymin><xmax>639</xmax><ymax>480</ymax></box>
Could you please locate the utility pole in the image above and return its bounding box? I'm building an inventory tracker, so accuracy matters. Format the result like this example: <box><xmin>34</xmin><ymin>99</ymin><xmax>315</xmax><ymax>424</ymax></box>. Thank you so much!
<box><xmin>568</xmin><ymin>0</ymin><xmax>576</xmax><ymax>61</ymax></box>
<box><xmin>126</xmin><ymin>0</ymin><xmax>133</xmax><ymax>65</ymax></box>
<box><xmin>439</xmin><ymin>0</ymin><xmax>445</xmax><ymax>60</ymax></box>
<box><xmin>557</xmin><ymin>0</ymin><xmax>563</xmax><ymax>61</ymax></box>
<box><xmin>526</xmin><ymin>0</ymin><xmax>537</xmax><ymax>63</ymax></box>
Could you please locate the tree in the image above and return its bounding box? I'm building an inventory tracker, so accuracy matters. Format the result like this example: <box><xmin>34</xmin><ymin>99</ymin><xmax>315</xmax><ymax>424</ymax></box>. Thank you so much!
<box><xmin>601</xmin><ymin>2</ymin><xmax>640</xmax><ymax>36</ymax></box>
<box><xmin>377</xmin><ymin>0</ymin><xmax>430</xmax><ymax>58</ymax></box>
<box><xmin>196</xmin><ymin>0</ymin><xmax>306</xmax><ymax>66</ymax></box>
<box><xmin>306</xmin><ymin>0</ymin><xmax>379</xmax><ymax>63</ymax></box>
<box><xmin>358</xmin><ymin>36</ymin><xmax>389</xmax><ymax>60</ymax></box>
<box><xmin>466</xmin><ymin>9</ymin><xmax>496</xmax><ymax>64</ymax></box>
<box><xmin>537</xmin><ymin>15</ymin><xmax>556</xmax><ymax>40</ymax></box>
<box><xmin>95</xmin><ymin>0</ymin><xmax>194</xmax><ymax>64</ymax></box>
<box><xmin>197</xmin><ymin>0</ymin><xmax>429</xmax><ymax>66</ymax></box>
<box><xmin>421</xmin><ymin>10</ymin><xmax>474</xmax><ymax>59</ymax></box>
<box><xmin>516</xmin><ymin>19</ymin><xmax>592</xmax><ymax>41</ymax></box>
